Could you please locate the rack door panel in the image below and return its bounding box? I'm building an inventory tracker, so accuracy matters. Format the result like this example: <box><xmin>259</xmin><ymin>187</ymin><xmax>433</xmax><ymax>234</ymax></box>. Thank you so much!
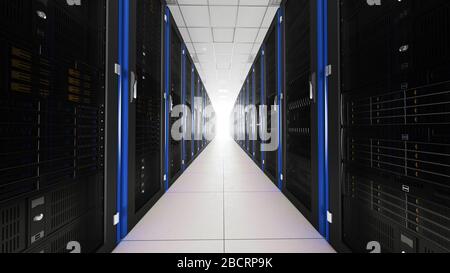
<box><xmin>186</xmin><ymin>60</ymin><xmax>193</xmax><ymax>164</ymax></box>
<box><xmin>0</xmin><ymin>0</ymin><xmax>109</xmax><ymax>253</ymax></box>
<box><xmin>254</xmin><ymin>55</ymin><xmax>262</xmax><ymax>165</ymax></box>
<box><xmin>264</xmin><ymin>22</ymin><xmax>278</xmax><ymax>183</ymax></box>
<box><xmin>340</xmin><ymin>0</ymin><xmax>450</xmax><ymax>253</ymax></box>
<box><xmin>284</xmin><ymin>0</ymin><xmax>316</xmax><ymax>216</ymax></box>
<box><xmin>169</xmin><ymin>23</ymin><xmax>182</xmax><ymax>184</ymax></box>
<box><xmin>130</xmin><ymin>0</ymin><xmax>163</xmax><ymax>215</ymax></box>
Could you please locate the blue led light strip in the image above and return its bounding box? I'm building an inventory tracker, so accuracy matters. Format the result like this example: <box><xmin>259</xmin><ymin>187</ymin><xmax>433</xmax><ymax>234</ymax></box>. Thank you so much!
<box><xmin>164</xmin><ymin>7</ymin><xmax>171</xmax><ymax>191</ymax></box>
<box><xmin>118</xmin><ymin>0</ymin><xmax>130</xmax><ymax>240</ymax></box>
<box><xmin>324</xmin><ymin>0</ymin><xmax>330</xmax><ymax>241</ymax></box>
<box><xmin>317</xmin><ymin>0</ymin><xmax>329</xmax><ymax>240</ymax></box>
<box><xmin>117</xmin><ymin>0</ymin><xmax>124</xmax><ymax>243</ymax></box>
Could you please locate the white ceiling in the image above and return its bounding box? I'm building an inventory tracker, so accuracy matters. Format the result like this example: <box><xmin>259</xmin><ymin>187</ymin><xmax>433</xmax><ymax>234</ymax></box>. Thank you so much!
<box><xmin>168</xmin><ymin>0</ymin><xmax>280</xmax><ymax>114</ymax></box>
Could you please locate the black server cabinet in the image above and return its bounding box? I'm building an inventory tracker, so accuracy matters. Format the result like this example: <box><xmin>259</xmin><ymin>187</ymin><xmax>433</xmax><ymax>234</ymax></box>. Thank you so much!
<box><xmin>240</xmin><ymin>89</ymin><xmax>245</xmax><ymax>149</ymax></box>
<box><xmin>169</xmin><ymin>18</ymin><xmax>182</xmax><ymax>185</ymax></box>
<box><xmin>203</xmin><ymin>85</ymin><xmax>207</xmax><ymax>148</ymax></box>
<box><xmin>185</xmin><ymin>59</ymin><xmax>193</xmax><ymax>164</ymax></box>
<box><xmin>329</xmin><ymin>0</ymin><xmax>450</xmax><ymax>253</ymax></box>
<box><xmin>251</xmin><ymin>70</ymin><xmax>256</xmax><ymax>158</ymax></box>
<box><xmin>264</xmin><ymin>17</ymin><xmax>279</xmax><ymax>183</ymax></box>
<box><xmin>254</xmin><ymin>56</ymin><xmax>262</xmax><ymax>165</ymax></box>
<box><xmin>244</xmin><ymin>79</ymin><xmax>250</xmax><ymax>153</ymax></box>
<box><xmin>200</xmin><ymin>84</ymin><xmax>205</xmax><ymax>150</ymax></box>
<box><xmin>0</xmin><ymin>0</ymin><xmax>118</xmax><ymax>253</ymax></box>
<box><xmin>193</xmin><ymin>72</ymin><xmax>200</xmax><ymax>155</ymax></box>
<box><xmin>282</xmin><ymin>0</ymin><xmax>319</xmax><ymax>226</ymax></box>
<box><xmin>126</xmin><ymin>0</ymin><xmax>164</xmax><ymax>230</ymax></box>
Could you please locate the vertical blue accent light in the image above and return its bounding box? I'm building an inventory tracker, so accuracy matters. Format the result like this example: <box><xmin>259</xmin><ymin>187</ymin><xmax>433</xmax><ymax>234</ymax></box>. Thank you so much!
<box><xmin>181</xmin><ymin>45</ymin><xmax>186</xmax><ymax>171</ymax></box>
<box><xmin>276</xmin><ymin>8</ymin><xmax>283</xmax><ymax>190</ymax></box>
<box><xmin>164</xmin><ymin>7</ymin><xmax>171</xmax><ymax>191</ymax></box>
<box><xmin>118</xmin><ymin>0</ymin><xmax>130</xmax><ymax>240</ymax></box>
<box><xmin>117</xmin><ymin>0</ymin><xmax>124</xmax><ymax>243</ymax></box>
<box><xmin>317</xmin><ymin>0</ymin><xmax>329</xmax><ymax>240</ymax></box>
<box><xmin>324</xmin><ymin>0</ymin><xmax>330</xmax><ymax>241</ymax></box>
<box><xmin>261</xmin><ymin>47</ymin><xmax>265</xmax><ymax>171</ymax></box>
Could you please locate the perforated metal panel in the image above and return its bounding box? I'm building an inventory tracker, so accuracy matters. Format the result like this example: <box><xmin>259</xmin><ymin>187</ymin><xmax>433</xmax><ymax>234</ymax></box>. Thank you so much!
<box><xmin>134</xmin><ymin>0</ymin><xmax>162</xmax><ymax>211</ymax></box>
<box><xmin>169</xmin><ymin>24</ymin><xmax>182</xmax><ymax>183</ymax></box>
<box><xmin>285</xmin><ymin>0</ymin><xmax>312</xmax><ymax>211</ymax></box>
<box><xmin>186</xmin><ymin>59</ymin><xmax>192</xmax><ymax>163</ymax></box>
<box><xmin>265</xmin><ymin>23</ymin><xmax>278</xmax><ymax>182</ymax></box>
<box><xmin>255</xmin><ymin>55</ymin><xmax>262</xmax><ymax>165</ymax></box>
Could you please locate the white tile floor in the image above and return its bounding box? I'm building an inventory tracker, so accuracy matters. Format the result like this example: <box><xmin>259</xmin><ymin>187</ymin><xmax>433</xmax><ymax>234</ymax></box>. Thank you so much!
<box><xmin>113</xmin><ymin>137</ymin><xmax>336</xmax><ymax>253</ymax></box>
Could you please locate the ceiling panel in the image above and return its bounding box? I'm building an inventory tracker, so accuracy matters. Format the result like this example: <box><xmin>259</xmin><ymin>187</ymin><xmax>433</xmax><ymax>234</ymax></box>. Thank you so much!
<box><xmin>177</xmin><ymin>0</ymin><xmax>208</xmax><ymax>5</ymax></box>
<box><xmin>210</xmin><ymin>6</ymin><xmax>238</xmax><ymax>27</ymax></box>
<box><xmin>234</xmin><ymin>28</ymin><xmax>259</xmax><ymax>43</ymax></box>
<box><xmin>209</xmin><ymin>0</ymin><xmax>238</xmax><ymax>5</ymax></box>
<box><xmin>180</xmin><ymin>6</ymin><xmax>210</xmax><ymax>27</ymax></box>
<box><xmin>212</xmin><ymin>28</ymin><xmax>235</xmax><ymax>43</ymax></box>
<box><xmin>261</xmin><ymin>6</ymin><xmax>278</xmax><ymax>28</ymax></box>
<box><xmin>169</xmin><ymin>5</ymin><xmax>185</xmax><ymax>27</ymax></box>
<box><xmin>255</xmin><ymin>28</ymin><xmax>268</xmax><ymax>42</ymax></box>
<box><xmin>178</xmin><ymin>27</ymin><xmax>191</xmax><ymax>42</ymax></box>
<box><xmin>189</xmin><ymin>28</ymin><xmax>213</xmax><ymax>42</ymax></box>
<box><xmin>236</xmin><ymin>7</ymin><xmax>266</xmax><ymax>27</ymax></box>
<box><xmin>193</xmin><ymin>43</ymin><xmax>213</xmax><ymax>54</ymax></box>
<box><xmin>214</xmin><ymin>43</ymin><xmax>234</xmax><ymax>55</ymax></box>
<box><xmin>234</xmin><ymin>43</ymin><xmax>253</xmax><ymax>54</ymax></box>
<box><xmin>240</xmin><ymin>0</ymin><xmax>270</xmax><ymax>6</ymax></box>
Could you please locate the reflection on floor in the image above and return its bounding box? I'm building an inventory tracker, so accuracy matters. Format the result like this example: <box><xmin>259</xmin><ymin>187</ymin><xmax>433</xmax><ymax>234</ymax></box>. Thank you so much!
<box><xmin>113</xmin><ymin>137</ymin><xmax>335</xmax><ymax>253</ymax></box>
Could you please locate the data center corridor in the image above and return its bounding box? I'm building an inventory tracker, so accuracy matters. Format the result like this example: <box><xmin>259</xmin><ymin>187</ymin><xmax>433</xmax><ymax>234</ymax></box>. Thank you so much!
<box><xmin>113</xmin><ymin>137</ymin><xmax>335</xmax><ymax>253</ymax></box>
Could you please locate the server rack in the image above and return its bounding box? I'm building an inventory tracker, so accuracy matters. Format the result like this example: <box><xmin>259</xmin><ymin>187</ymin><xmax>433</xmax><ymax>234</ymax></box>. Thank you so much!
<box><xmin>124</xmin><ymin>0</ymin><xmax>165</xmax><ymax>234</ymax></box>
<box><xmin>201</xmin><ymin>84</ymin><xmax>206</xmax><ymax>149</ymax></box>
<box><xmin>168</xmin><ymin>14</ymin><xmax>183</xmax><ymax>185</ymax></box>
<box><xmin>263</xmin><ymin>14</ymin><xmax>280</xmax><ymax>184</ymax></box>
<box><xmin>244</xmin><ymin>79</ymin><xmax>249</xmax><ymax>152</ymax></box>
<box><xmin>0</xmin><ymin>0</ymin><xmax>118</xmax><ymax>253</ymax></box>
<box><xmin>254</xmin><ymin>57</ymin><xmax>262</xmax><ymax>165</ymax></box>
<box><xmin>192</xmin><ymin>70</ymin><xmax>199</xmax><ymax>159</ymax></box>
<box><xmin>185</xmin><ymin>60</ymin><xmax>193</xmax><ymax>165</ymax></box>
<box><xmin>329</xmin><ymin>0</ymin><xmax>450</xmax><ymax>253</ymax></box>
<box><xmin>281</xmin><ymin>0</ymin><xmax>320</xmax><ymax>228</ymax></box>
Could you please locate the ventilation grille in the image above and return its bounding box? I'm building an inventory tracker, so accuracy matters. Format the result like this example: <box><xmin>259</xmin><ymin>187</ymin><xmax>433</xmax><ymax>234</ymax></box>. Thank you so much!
<box><xmin>49</xmin><ymin>184</ymin><xmax>82</xmax><ymax>231</ymax></box>
<box><xmin>0</xmin><ymin>0</ymin><xmax>31</xmax><ymax>37</ymax></box>
<box><xmin>0</xmin><ymin>203</ymin><xmax>25</xmax><ymax>253</ymax></box>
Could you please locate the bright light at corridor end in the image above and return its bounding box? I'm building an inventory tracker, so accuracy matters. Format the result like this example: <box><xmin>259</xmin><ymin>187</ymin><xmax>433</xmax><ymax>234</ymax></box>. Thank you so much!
<box><xmin>214</xmin><ymin>101</ymin><xmax>232</xmax><ymax>140</ymax></box>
